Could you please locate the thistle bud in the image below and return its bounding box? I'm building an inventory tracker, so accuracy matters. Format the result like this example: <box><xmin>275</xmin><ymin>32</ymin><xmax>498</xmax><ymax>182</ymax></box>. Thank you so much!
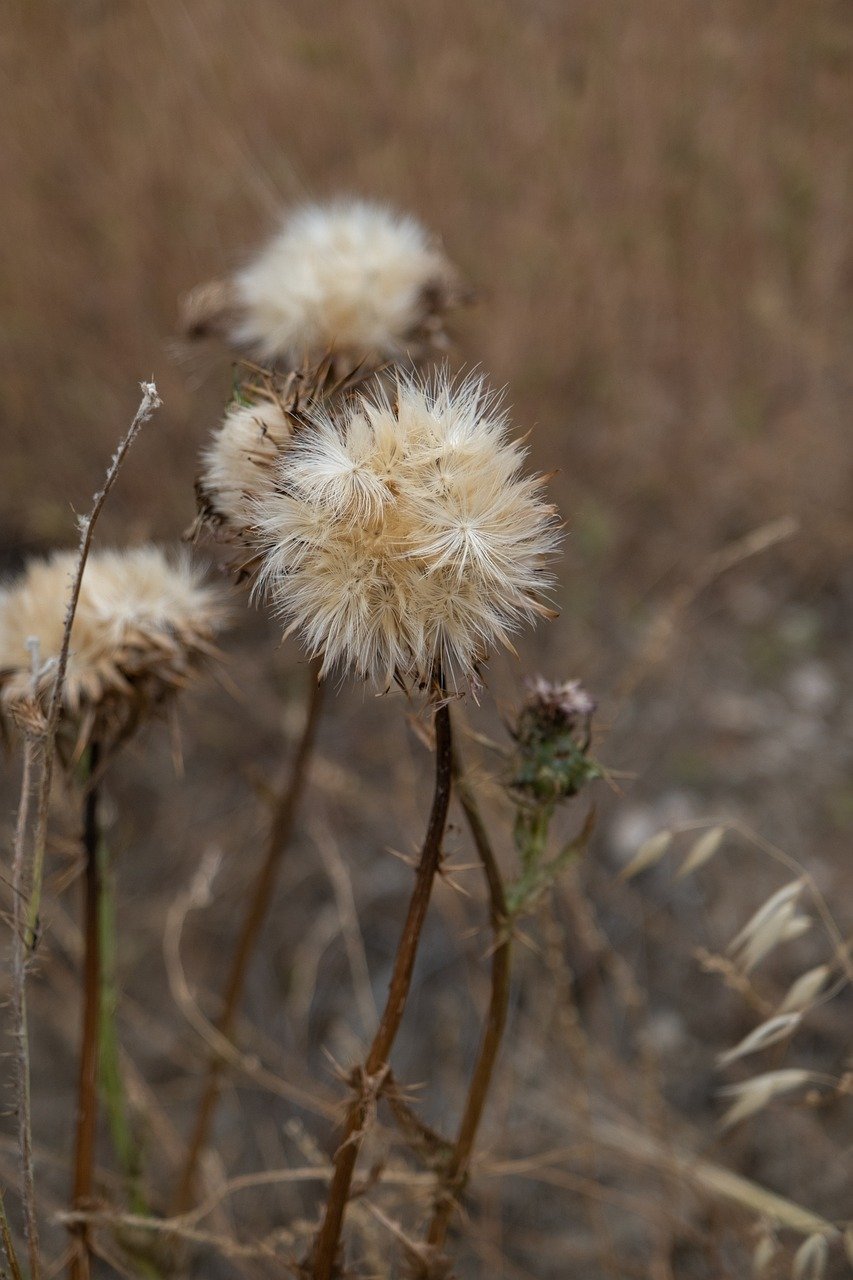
<box><xmin>509</xmin><ymin>677</ymin><xmax>600</xmax><ymax>803</ymax></box>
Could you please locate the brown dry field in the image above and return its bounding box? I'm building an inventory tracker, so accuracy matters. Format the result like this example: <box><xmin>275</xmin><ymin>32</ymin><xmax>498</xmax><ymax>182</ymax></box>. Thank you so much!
<box><xmin>2</xmin><ymin>2</ymin><xmax>853</xmax><ymax>1278</ymax></box>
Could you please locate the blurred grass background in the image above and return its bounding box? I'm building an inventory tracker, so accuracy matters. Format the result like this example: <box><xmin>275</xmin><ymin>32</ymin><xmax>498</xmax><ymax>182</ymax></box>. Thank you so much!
<box><xmin>2</xmin><ymin>1</ymin><xmax>853</xmax><ymax>1277</ymax></box>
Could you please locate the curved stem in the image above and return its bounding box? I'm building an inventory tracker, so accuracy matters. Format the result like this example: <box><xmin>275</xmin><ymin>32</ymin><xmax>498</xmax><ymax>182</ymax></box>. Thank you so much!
<box><xmin>69</xmin><ymin>743</ymin><xmax>102</xmax><ymax>1280</ymax></box>
<box><xmin>426</xmin><ymin>740</ymin><xmax>511</xmax><ymax>1251</ymax></box>
<box><xmin>174</xmin><ymin>662</ymin><xmax>325</xmax><ymax>1212</ymax></box>
<box><xmin>311</xmin><ymin>694</ymin><xmax>453</xmax><ymax>1280</ymax></box>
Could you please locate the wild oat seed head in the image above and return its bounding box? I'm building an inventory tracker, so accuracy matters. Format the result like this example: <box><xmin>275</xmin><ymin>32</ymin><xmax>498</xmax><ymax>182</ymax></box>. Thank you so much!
<box><xmin>189</xmin><ymin>200</ymin><xmax>463</xmax><ymax>369</ymax></box>
<box><xmin>254</xmin><ymin>369</ymin><xmax>559</xmax><ymax>690</ymax></box>
<box><xmin>0</xmin><ymin>547</ymin><xmax>226</xmax><ymax>751</ymax></box>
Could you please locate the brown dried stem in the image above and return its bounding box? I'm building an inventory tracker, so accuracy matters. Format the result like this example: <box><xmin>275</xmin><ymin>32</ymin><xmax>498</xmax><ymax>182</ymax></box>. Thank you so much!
<box><xmin>310</xmin><ymin>688</ymin><xmax>453</xmax><ymax>1280</ymax></box>
<box><xmin>68</xmin><ymin>744</ymin><xmax>103</xmax><ymax>1280</ymax></box>
<box><xmin>426</xmin><ymin>740</ymin><xmax>511</xmax><ymax>1253</ymax></box>
<box><xmin>174</xmin><ymin>660</ymin><xmax>325</xmax><ymax>1211</ymax></box>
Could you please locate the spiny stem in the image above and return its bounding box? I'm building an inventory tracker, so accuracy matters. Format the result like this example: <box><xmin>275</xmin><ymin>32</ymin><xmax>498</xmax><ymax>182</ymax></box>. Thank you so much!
<box><xmin>426</xmin><ymin>739</ymin><xmax>511</xmax><ymax>1252</ymax></box>
<box><xmin>68</xmin><ymin>744</ymin><xmax>103</xmax><ymax>1280</ymax></box>
<box><xmin>174</xmin><ymin>662</ymin><xmax>325</xmax><ymax>1212</ymax></box>
<box><xmin>311</xmin><ymin>692</ymin><xmax>453</xmax><ymax>1280</ymax></box>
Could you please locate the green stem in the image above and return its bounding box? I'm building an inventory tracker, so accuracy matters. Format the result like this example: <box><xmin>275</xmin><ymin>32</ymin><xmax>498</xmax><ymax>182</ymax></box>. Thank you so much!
<box><xmin>97</xmin><ymin>837</ymin><xmax>145</xmax><ymax>1211</ymax></box>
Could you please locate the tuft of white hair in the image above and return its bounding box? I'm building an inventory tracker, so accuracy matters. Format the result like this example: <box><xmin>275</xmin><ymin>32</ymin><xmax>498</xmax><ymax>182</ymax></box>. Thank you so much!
<box><xmin>253</xmin><ymin>369</ymin><xmax>560</xmax><ymax>691</ymax></box>
<box><xmin>228</xmin><ymin>200</ymin><xmax>462</xmax><ymax>368</ymax></box>
<box><xmin>0</xmin><ymin>547</ymin><xmax>226</xmax><ymax>743</ymax></box>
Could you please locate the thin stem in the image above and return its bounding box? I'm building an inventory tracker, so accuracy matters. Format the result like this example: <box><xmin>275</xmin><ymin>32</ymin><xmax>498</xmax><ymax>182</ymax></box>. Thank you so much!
<box><xmin>97</xmin><ymin>834</ymin><xmax>144</xmax><ymax>1211</ymax></box>
<box><xmin>10</xmin><ymin>730</ymin><xmax>40</xmax><ymax>1280</ymax></box>
<box><xmin>173</xmin><ymin>662</ymin><xmax>325</xmax><ymax>1212</ymax></box>
<box><xmin>68</xmin><ymin>744</ymin><xmax>103</xmax><ymax>1280</ymax></box>
<box><xmin>426</xmin><ymin>741</ymin><xmax>511</xmax><ymax>1252</ymax></box>
<box><xmin>28</xmin><ymin>381</ymin><xmax>161</xmax><ymax>954</ymax></box>
<box><xmin>0</xmin><ymin>1186</ymin><xmax>23</xmax><ymax>1280</ymax></box>
<box><xmin>311</xmin><ymin>694</ymin><xmax>453</xmax><ymax>1280</ymax></box>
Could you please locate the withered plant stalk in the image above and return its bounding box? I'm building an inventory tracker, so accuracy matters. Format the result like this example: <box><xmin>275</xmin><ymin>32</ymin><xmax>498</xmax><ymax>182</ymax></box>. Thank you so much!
<box><xmin>69</xmin><ymin>745</ymin><xmax>103</xmax><ymax>1280</ymax></box>
<box><xmin>10</xmin><ymin>727</ymin><xmax>39</xmax><ymax>1280</ymax></box>
<box><xmin>27</xmin><ymin>382</ymin><xmax>161</xmax><ymax>951</ymax></box>
<box><xmin>10</xmin><ymin>384</ymin><xmax>159</xmax><ymax>1280</ymax></box>
<box><xmin>426</xmin><ymin>742</ymin><xmax>511</xmax><ymax>1251</ymax></box>
<box><xmin>311</xmin><ymin>689</ymin><xmax>453</xmax><ymax>1280</ymax></box>
<box><xmin>174</xmin><ymin>661</ymin><xmax>325</xmax><ymax>1212</ymax></box>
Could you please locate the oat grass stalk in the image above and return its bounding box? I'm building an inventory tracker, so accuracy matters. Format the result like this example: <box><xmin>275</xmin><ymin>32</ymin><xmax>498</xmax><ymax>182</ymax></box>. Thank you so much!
<box><xmin>426</xmin><ymin>742</ymin><xmax>510</xmax><ymax>1251</ymax></box>
<box><xmin>68</xmin><ymin>744</ymin><xmax>104</xmax><ymax>1280</ymax></box>
<box><xmin>310</xmin><ymin>685</ymin><xmax>453</xmax><ymax>1280</ymax></box>
<box><xmin>174</xmin><ymin>659</ymin><xmax>325</xmax><ymax>1212</ymax></box>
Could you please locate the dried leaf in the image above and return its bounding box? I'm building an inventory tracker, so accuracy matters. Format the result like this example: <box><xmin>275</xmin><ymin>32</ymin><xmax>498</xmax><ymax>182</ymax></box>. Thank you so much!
<box><xmin>676</xmin><ymin>825</ymin><xmax>725</xmax><ymax>879</ymax></box>
<box><xmin>619</xmin><ymin>830</ymin><xmax>672</xmax><ymax>880</ymax></box>
<box><xmin>718</xmin><ymin>1013</ymin><xmax>802</xmax><ymax>1067</ymax></box>
<box><xmin>777</xmin><ymin>966</ymin><xmax>829</xmax><ymax>1015</ymax></box>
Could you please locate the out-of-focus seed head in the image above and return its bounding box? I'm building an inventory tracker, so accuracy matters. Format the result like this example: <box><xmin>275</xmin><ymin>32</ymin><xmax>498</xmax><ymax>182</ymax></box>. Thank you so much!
<box><xmin>509</xmin><ymin>676</ymin><xmax>600</xmax><ymax>802</ymax></box>
<box><xmin>181</xmin><ymin>200</ymin><xmax>466</xmax><ymax>371</ymax></box>
<box><xmin>0</xmin><ymin>547</ymin><xmax>227</xmax><ymax>755</ymax></box>
<box><xmin>253</xmin><ymin>369</ymin><xmax>560</xmax><ymax>692</ymax></box>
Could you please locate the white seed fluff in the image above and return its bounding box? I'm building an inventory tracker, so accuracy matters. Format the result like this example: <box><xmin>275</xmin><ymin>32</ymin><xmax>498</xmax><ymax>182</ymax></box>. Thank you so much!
<box><xmin>229</xmin><ymin>201</ymin><xmax>461</xmax><ymax>367</ymax></box>
<box><xmin>254</xmin><ymin>371</ymin><xmax>559</xmax><ymax>689</ymax></box>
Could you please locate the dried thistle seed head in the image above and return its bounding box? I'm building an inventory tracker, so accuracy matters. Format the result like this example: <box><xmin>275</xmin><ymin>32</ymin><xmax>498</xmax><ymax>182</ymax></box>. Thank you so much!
<box><xmin>197</xmin><ymin>398</ymin><xmax>293</xmax><ymax>536</ymax></box>
<box><xmin>254</xmin><ymin>369</ymin><xmax>560</xmax><ymax>691</ymax></box>
<box><xmin>182</xmin><ymin>200</ymin><xmax>465</xmax><ymax>370</ymax></box>
<box><xmin>193</xmin><ymin>360</ymin><xmax>377</xmax><ymax>555</ymax></box>
<box><xmin>509</xmin><ymin>676</ymin><xmax>600</xmax><ymax>802</ymax></box>
<box><xmin>0</xmin><ymin>547</ymin><xmax>227</xmax><ymax>753</ymax></box>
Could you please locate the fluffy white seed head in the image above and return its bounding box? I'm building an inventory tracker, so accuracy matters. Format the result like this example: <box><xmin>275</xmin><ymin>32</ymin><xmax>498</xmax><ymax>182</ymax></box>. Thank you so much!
<box><xmin>184</xmin><ymin>201</ymin><xmax>464</xmax><ymax>369</ymax></box>
<box><xmin>0</xmin><ymin>547</ymin><xmax>226</xmax><ymax>750</ymax></box>
<box><xmin>254</xmin><ymin>370</ymin><xmax>560</xmax><ymax>690</ymax></box>
<box><xmin>198</xmin><ymin>399</ymin><xmax>292</xmax><ymax>534</ymax></box>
